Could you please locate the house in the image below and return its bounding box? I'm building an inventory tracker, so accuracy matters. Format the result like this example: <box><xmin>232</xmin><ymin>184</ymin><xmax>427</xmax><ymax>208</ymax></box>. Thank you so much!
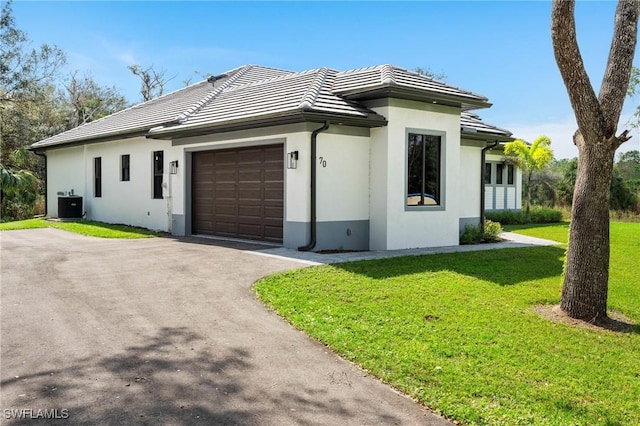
<box><xmin>31</xmin><ymin>64</ymin><xmax>520</xmax><ymax>251</ymax></box>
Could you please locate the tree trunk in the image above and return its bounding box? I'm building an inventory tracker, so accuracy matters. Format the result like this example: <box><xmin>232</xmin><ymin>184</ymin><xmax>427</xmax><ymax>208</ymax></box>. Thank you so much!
<box><xmin>552</xmin><ymin>0</ymin><xmax>639</xmax><ymax>321</ymax></box>
<box><xmin>561</xmin><ymin>132</ymin><xmax>615</xmax><ymax>321</ymax></box>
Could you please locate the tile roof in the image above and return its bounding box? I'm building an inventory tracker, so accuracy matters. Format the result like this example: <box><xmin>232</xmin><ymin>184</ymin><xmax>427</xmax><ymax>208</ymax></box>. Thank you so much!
<box><xmin>334</xmin><ymin>65</ymin><xmax>490</xmax><ymax>109</ymax></box>
<box><xmin>461</xmin><ymin>111</ymin><xmax>512</xmax><ymax>137</ymax></box>
<box><xmin>32</xmin><ymin>64</ymin><xmax>505</xmax><ymax>149</ymax></box>
<box><xmin>31</xmin><ymin>65</ymin><xmax>292</xmax><ymax>149</ymax></box>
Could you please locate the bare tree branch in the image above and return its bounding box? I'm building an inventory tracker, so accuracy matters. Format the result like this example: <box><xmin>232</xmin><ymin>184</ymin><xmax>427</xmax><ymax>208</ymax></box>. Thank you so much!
<box><xmin>551</xmin><ymin>0</ymin><xmax>607</xmax><ymax>141</ymax></box>
<box><xmin>598</xmin><ymin>0</ymin><xmax>640</xmax><ymax>134</ymax></box>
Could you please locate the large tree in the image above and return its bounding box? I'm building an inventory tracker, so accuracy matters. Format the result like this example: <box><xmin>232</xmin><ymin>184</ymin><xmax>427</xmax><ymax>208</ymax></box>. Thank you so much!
<box><xmin>551</xmin><ymin>0</ymin><xmax>640</xmax><ymax>321</ymax></box>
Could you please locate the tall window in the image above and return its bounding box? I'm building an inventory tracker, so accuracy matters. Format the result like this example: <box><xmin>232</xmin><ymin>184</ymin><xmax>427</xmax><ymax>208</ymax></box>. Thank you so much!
<box><xmin>94</xmin><ymin>157</ymin><xmax>102</xmax><ymax>198</ymax></box>
<box><xmin>496</xmin><ymin>163</ymin><xmax>504</xmax><ymax>185</ymax></box>
<box><xmin>153</xmin><ymin>151</ymin><xmax>163</xmax><ymax>199</ymax></box>
<box><xmin>507</xmin><ymin>164</ymin><xmax>515</xmax><ymax>185</ymax></box>
<box><xmin>484</xmin><ymin>163</ymin><xmax>492</xmax><ymax>184</ymax></box>
<box><xmin>121</xmin><ymin>154</ymin><xmax>130</xmax><ymax>182</ymax></box>
<box><xmin>407</xmin><ymin>133</ymin><xmax>441</xmax><ymax>206</ymax></box>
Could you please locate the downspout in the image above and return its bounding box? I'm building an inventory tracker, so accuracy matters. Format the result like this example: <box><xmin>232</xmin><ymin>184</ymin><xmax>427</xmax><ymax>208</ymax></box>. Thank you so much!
<box><xmin>33</xmin><ymin>150</ymin><xmax>48</xmax><ymax>217</ymax></box>
<box><xmin>298</xmin><ymin>121</ymin><xmax>330</xmax><ymax>251</ymax></box>
<box><xmin>480</xmin><ymin>140</ymin><xmax>499</xmax><ymax>236</ymax></box>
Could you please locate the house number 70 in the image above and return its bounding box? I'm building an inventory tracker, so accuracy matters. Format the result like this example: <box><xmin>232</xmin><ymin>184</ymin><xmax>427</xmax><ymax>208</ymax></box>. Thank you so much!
<box><xmin>319</xmin><ymin>157</ymin><xmax>327</xmax><ymax>167</ymax></box>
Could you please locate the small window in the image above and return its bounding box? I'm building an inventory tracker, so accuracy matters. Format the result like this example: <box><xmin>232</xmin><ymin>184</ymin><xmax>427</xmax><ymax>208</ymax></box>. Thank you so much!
<box><xmin>153</xmin><ymin>150</ymin><xmax>163</xmax><ymax>199</ymax></box>
<box><xmin>484</xmin><ymin>163</ymin><xmax>492</xmax><ymax>185</ymax></box>
<box><xmin>507</xmin><ymin>164</ymin><xmax>515</xmax><ymax>185</ymax></box>
<box><xmin>94</xmin><ymin>157</ymin><xmax>102</xmax><ymax>198</ymax></box>
<box><xmin>496</xmin><ymin>163</ymin><xmax>504</xmax><ymax>185</ymax></box>
<box><xmin>121</xmin><ymin>154</ymin><xmax>130</xmax><ymax>182</ymax></box>
<box><xmin>407</xmin><ymin>133</ymin><xmax>441</xmax><ymax>206</ymax></box>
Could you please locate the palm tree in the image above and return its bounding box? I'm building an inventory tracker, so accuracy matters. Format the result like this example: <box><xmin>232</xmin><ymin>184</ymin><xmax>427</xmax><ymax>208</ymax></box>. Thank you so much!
<box><xmin>504</xmin><ymin>136</ymin><xmax>554</xmax><ymax>215</ymax></box>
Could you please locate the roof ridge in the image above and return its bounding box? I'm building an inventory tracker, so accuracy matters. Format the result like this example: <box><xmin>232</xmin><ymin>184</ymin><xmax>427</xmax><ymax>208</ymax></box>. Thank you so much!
<box><xmin>298</xmin><ymin>67</ymin><xmax>329</xmax><ymax>111</ymax></box>
<box><xmin>175</xmin><ymin>65</ymin><xmax>255</xmax><ymax>124</ymax></box>
<box><xmin>380</xmin><ymin>64</ymin><xmax>396</xmax><ymax>85</ymax></box>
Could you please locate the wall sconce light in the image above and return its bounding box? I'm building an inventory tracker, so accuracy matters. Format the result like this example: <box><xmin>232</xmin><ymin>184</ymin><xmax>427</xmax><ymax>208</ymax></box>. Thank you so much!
<box><xmin>287</xmin><ymin>151</ymin><xmax>299</xmax><ymax>169</ymax></box>
<box><xmin>169</xmin><ymin>160</ymin><xmax>179</xmax><ymax>174</ymax></box>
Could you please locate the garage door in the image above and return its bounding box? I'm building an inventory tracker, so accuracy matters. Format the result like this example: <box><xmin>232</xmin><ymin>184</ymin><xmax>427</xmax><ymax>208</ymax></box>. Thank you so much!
<box><xmin>192</xmin><ymin>144</ymin><xmax>284</xmax><ymax>243</ymax></box>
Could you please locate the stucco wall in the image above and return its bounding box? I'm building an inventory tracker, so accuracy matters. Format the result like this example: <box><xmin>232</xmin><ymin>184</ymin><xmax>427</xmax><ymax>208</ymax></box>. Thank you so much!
<box><xmin>46</xmin><ymin>137</ymin><xmax>176</xmax><ymax>231</ymax></box>
<box><xmin>368</xmin><ymin>99</ymin><xmax>461</xmax><ymax>250</ymax></box>
<box><xmin>459</xmin><ymin>145</ymin><xmax>482</xmax><ymax>222</ymax></box>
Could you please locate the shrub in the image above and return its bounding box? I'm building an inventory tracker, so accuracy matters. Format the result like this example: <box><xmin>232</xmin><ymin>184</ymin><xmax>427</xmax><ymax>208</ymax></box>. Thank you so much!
<box><xmin>486</xmin><ymin>207</ymin><xmax>562</xmax><ymax>225</ymax></box>
<box><xmin>484</xmin><ymin>220</ymin><xmax>503</xmax><ymax>241</ymax></box>
<box><xmin>460</xmin><ymin>224</ymin><xmax>483</xmax><ymax>244</ymax></box>
<box><xmin>459</xmin><ymin>220</ymin><xmax>503</xmax><ymax>244</ymax></box>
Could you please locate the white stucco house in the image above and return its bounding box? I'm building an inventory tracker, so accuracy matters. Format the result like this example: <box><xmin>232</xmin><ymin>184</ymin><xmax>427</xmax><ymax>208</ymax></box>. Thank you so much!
<box><xmin>31</xmin><ymin>64</ymin><xmax>520</xmax><ymax>251</ymax></box>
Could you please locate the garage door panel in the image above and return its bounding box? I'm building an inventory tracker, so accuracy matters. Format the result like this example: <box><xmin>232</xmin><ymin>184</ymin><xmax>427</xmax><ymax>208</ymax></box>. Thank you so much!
<box><xmin>192</xmin><ymin>144</ymin><xmax>283</xmax><ymax>242</ymax></box>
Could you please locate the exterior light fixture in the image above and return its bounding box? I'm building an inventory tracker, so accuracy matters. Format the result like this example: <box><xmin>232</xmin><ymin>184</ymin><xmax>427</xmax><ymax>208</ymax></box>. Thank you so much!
<box><xmin>287</xmin><ymin>151</ymin><xmax>299</xmax><ymax>169</ymax></box>
<box><xmin>169</xmin><ymin>160</ymin><xmax>179</xmax><ymax>174</ymax></box>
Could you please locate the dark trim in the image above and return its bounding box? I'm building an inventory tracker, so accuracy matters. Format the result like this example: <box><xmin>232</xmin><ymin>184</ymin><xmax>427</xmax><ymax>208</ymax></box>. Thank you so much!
<box><xmin>339</xmin><ymin>86</ymin><xmax>491</xmax><ymax>110</ymax></box>
<box><xmin>148</xmin><ymin>112</ymin><xmax>386</xmax><ymax>140</ymax></box>
<box><xmin>30</xmin><ymin>130</ymin><xmax>150</xmax><ymax>151</ymax></box>
<box><xmin>298</xmin><ymin>121</ymin><xmax>330</xmax><ymax>251</ymax></box>
<box><xmin>480</xmin><ymin>140</ymin><xmax>499</xmax><ymax>235</ymax></box>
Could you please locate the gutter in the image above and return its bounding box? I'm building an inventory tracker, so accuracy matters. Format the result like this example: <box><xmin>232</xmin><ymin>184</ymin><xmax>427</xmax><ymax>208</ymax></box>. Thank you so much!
<box><xmin>32</xmin><ymin>150</ymin><xmax>47</xmax><ymax>216</ymax></box>
<box><xmin>480</xmin><ymin>140</ymin><xmax>499</xmax><ymax>236</ymax></box>
<box><xmin>298</xmin><ymin>121</ymin><xmax>330</xmax><ymax>251</ymax></box>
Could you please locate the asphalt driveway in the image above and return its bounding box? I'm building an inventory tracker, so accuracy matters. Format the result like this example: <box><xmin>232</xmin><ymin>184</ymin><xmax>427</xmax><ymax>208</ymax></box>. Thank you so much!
<box><xmin>1</xmin><ymin>229</ymin><xmax>449</xmax><ymax>425</ymax></box>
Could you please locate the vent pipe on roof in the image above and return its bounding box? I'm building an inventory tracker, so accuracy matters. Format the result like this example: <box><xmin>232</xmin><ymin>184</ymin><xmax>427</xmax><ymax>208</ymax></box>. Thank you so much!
<box><xmin>480</xmin><ymin>140</ymin><xmax>499</xmax><ymax>236</ymax></box>
<box><xmin>298</xmin><ymin>121</ymin><xmax>330</xmax><ymax>252</ymax></box>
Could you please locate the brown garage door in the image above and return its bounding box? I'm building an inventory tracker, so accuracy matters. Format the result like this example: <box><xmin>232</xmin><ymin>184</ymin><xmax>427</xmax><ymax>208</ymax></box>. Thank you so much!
<box><xmin>192</xmin><ymin>144</ymin><xmax>284</xmax><ymax>243</ymax></box>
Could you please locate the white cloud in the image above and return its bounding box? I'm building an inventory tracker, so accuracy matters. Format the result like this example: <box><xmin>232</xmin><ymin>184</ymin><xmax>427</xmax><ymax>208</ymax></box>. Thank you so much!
<box><xmin>504</xmin><ymin>113</ymin><xmax>640</xmax><ymax>160</ymax></box>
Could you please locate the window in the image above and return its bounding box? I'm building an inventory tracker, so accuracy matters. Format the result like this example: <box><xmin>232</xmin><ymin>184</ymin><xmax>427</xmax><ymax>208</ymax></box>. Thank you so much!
<box><xmin>153</xmin><ymin>150</ymin><xmax>163</xmax><ymax>199</ymax></box>
<box><xmin>484</xmin><ymin>163</ymin><xmax>492</xmax><ymax>184</ymax></box>
<box><xmin>94</xmin><ymin>157</ymin><xmax>102</xmax><ymax>198</ymax></box>
<box><xmin>121</xmin><ymin>154</ymin><xmax>130</xmax><ymax>181</ymax></box>
<box><xmin>407</xmin><ymin>133</ymin><xmax>441</xmax><ymax>206</ymax></box>
<box><xmin>496</xmin><ymin>163</ymin><xmax>504</xmax><ymax>185</ymax></box>
<box><xmin>507</xmin><ymin>164</ymin><xmax>515</xmax><ymax>185</ymax></box>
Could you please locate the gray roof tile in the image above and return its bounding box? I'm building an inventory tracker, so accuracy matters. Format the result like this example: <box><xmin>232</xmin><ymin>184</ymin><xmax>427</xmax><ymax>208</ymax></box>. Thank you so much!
<box><xmin>461</xmin><ymin>111</ymin><xmax>512</xmax><ymax>137</ymax></box>
<box><xmin>334</xmin><ymin>65</ymin><xmax>489</xmax><ymax>108</ymax></box>
<box><xmin>32</xmin><ymin>64</ymin><xmax>507</xmax><ymax>149</ymax></box>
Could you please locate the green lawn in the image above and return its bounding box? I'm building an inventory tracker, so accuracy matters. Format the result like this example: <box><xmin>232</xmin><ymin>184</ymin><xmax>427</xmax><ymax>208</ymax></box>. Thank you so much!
<box><xmin>0</xmin><ymin>218</ymin><xmax>161</xmax><ymax>239</ymax></box>
<box><xmin>255</xmin><ymin>222</ymin><xmax>640</xmax><ymax>426</ymax></box>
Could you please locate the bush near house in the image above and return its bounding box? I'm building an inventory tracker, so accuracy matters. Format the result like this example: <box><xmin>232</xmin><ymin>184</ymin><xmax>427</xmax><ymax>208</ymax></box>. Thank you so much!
<box><xmin>486</xmin><ymin>207</ymin><xmax>563</xmax><ymax>225</ymax></box>
<box><xmin>460</xmin><ymin>220</ymin><xmax>503</xmax><ymax>245</ymax></box>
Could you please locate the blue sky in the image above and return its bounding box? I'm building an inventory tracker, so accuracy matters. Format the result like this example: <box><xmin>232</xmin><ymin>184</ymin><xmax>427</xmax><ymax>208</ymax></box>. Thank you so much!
<box><xmin>13</xmin><ymin>0</ymin><xmax>640</xmax><ymax>159</ymax></box>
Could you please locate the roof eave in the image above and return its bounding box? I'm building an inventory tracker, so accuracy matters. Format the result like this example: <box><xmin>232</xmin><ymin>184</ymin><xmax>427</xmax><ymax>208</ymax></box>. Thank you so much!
<box><xmin>461</xmin><ymin>130</ymin><xmax>514</xmax><ymax>143</ymax></box>
<box><xmin>29</xmin><ymin>128</ymin><xmax>152</xmax><ymax>151</ymax></box>
<box><xmin>338</xmin><ymin>86</ymin><xmax>491</xmax><ymax>110</ymax></box>
<box><xmin>147</xmin><ymin>111</ymin><xmax>388</xmax><ymax>140</ymax></box>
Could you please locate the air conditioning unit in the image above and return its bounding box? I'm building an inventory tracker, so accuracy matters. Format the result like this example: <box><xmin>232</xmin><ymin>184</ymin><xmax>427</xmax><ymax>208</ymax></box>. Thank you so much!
<box><xmin>58</xmin><ymin>196</ymin><xmax>83</xmax><ymax>219</ymax></box>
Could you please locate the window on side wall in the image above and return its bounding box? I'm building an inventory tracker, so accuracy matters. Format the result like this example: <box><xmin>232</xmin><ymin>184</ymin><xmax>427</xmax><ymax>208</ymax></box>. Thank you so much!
<box><xmin>507</xmin><ymin>164</ymin><xmax>515</xmax><ymax>185</ymax></box>
<box><xmin>94</xmin><ymin>157</ymin><xmax>102</xmax><ymax>198</ymax></box>
<box><xmin>496</xmin><ymin>163</ymin><xmax>504</xmax><ymax>185</ymax></box>
<box><xmin>153</xmin><ymin>150</ymin><xmax>163</xmax><ymax>199</ymax></box>
<box><xmin>407</xmin><ymin>133</ymin><xmax>441</xmax><ymax>207</ymax></box>
<box><xmin>484</xmin><ymin>163</ymin><xmax>492</xmax><ymax>184</ymax></box>
<box><xmin>121</xmin><ymin>154</ymin><xmax>130</xmax><ymax>182</ymax></box>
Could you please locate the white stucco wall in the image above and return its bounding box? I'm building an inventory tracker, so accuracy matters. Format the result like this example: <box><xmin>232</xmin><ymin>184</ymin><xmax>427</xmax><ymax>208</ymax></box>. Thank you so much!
<box><xmin>369</xmin><ymin>100</ymin><xmax>461</xmax><ymax>250</ymax></box>
<box><xmin>459</xmin><ymin>145</ymin><xmax>482</xmax><ymax>221</ymax></box>
<box><xmin>315</xmin><ymin>131</ymin><xmax>370</xmax><ymax>223</ymax></box>
<box><xmin>47</xmin><ymin>137</ymin><xmax>177</xmax><ymax>231</ymax></box>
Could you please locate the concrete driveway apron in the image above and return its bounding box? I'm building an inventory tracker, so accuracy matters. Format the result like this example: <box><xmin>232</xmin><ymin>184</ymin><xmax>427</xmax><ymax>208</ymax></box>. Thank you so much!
<box><xmin>1</xmin><ymin>229</ymin><xmax>450</xmax><ymax>425</ymax></box>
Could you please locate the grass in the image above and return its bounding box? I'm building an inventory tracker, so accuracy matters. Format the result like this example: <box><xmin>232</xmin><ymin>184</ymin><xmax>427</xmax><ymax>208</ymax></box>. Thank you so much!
<box><xmin>255</xmin><ymin>222</ymin><xmax>640</xmax><ymax>425</ymax></box>
<box><xmin>0</xmin><ymin>218</ymin><xmax>161</xmax><ymax>239</ymax></box>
